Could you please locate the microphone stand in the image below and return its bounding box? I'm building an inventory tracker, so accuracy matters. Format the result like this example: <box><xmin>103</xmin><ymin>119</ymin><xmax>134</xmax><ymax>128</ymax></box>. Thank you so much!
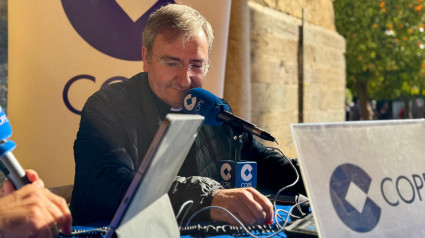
<box><xmin>232</xmin><ymin>130</ymin><xmax>244</xmax><ymax>162</ymax></box>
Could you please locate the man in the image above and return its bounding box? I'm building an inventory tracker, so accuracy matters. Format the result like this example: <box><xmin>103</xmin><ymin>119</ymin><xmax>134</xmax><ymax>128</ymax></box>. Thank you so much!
<box><xmin>0</xmin><ymin>170</ymin><xmax>72</xmax><ymax>237</ymax></box>
<box><xmin>70</xmin><ymin>4</ymin><xmax>305</xmax><ymax>226</ymax></box>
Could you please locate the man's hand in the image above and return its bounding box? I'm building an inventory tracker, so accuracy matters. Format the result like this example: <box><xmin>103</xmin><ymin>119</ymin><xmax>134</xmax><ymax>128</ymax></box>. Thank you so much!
<box><xmin>0</xmin><ymin>170</ymin><xmax>72</xmax><ymax>237</ymax></box>
<box><xmin>210</xmin><ymin>187</ymin><xmax>273</xmax><ymax>226</ymax></box>
<box><xmin>0</xmin><ymin>170</ymin><xmax>44</xmax><ymax>197</ymax></box>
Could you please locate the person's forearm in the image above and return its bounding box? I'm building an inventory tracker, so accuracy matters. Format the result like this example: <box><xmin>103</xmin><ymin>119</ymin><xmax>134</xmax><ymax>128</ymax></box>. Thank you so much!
<box><xmin>169</xmin><ymin>176</ymin><xmax>222</xmax><ymax>222</ymax></box>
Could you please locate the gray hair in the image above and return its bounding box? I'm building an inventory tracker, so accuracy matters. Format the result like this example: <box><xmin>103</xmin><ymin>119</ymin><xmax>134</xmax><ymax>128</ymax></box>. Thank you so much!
<box><xmin>142</xmin><ymin>4</ymin><xmax>214</xmax><ymax>61</ymax></box>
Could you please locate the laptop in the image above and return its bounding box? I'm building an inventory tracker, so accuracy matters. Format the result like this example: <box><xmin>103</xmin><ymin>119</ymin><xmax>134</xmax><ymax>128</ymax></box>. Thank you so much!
<box><xmin>100</xmin><ymin>113</ymin><xmax>204</xmax><ymax>238</ymax></box>
<box><xmin>290</xmin><ymin>119</ymin><xmax>425</xmax><ymax>238</ymax></box>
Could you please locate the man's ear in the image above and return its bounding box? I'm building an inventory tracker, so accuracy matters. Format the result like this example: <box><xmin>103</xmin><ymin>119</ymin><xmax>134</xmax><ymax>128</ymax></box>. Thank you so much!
<box><xmin>142</xmin><ymin>46</ymin><xmax>149</xmax><ymax>72</ymax></box>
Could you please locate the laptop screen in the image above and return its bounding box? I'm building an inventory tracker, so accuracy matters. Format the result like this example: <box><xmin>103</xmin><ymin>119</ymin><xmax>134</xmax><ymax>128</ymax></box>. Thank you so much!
<box><xmin>107</xmin><ymin>114</ymin><xmax>204</xmax><ymax>237</ymax></box>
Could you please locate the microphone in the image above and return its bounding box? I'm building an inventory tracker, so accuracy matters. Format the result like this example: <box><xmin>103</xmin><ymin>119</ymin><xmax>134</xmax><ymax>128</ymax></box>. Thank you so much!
<box><xmin>0</xmin><ymin>106</ymin><xmax>30</xmax><ymax>189</ymax></box>
<box><xmin>182</xmin><ymin>88</ymin><xmax>262</xmax><ymax>189</ymax></box>
<box><xmin>182</xmin><ymin>88</ymin><xmax>275</xmax><ymax>142</ymax></box>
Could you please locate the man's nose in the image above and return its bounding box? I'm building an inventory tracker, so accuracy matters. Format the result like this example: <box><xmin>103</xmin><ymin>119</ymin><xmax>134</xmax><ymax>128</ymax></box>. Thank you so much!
<box><xmin>177</xmin><ymin>66</ymin><xmax>192</xmax><ymax>89</ymax></box>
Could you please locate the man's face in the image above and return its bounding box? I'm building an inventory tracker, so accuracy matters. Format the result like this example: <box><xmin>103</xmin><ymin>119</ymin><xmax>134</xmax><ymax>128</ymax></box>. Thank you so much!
<box><xmin>142</xmin><ymin>30</ymin><xmax>209</xmax><ymax>108</ymax></box>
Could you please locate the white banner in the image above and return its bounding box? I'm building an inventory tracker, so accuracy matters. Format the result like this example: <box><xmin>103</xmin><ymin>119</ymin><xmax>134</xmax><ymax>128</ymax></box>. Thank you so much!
<box><xmin>8</xmin><ymin>0</ymin><xmax>231</xmax><ymax>187</ymax></box>
<box><xmin>291</xmin><ymin>119</ymin><xmax>425</xmax><ymax>238</ymax></box>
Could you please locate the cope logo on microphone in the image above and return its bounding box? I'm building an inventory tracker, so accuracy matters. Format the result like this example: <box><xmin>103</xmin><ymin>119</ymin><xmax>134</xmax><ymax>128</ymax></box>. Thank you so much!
<box><xmin>0</xmin><ymin>107</ymin><xmax>9</xmax><ymax>126</ymax></box>
<box><xmin>330</xmin><ymin>163</ymin><xmax>381</xmax><ymax>232</ymax></box>
<box><xmin>61</xmin><ymin>0</ymin><xmax>175</xmax><ymax>61</ymax></box>
<box><xmin>183</xmin><ymin>93</ymin><xmax>204</xmax><ymax>115</ymax></box>
<box><xmin>218</xmin><ymin>161</ymin><xmax>257</xmax><ymax>188</ymax></box>
<box><xmin>241</xmin><ymin>164</ymin><xmax>253</xmax><ymax>181</ymax></box>
<box><xmin>184</xmin><ymin>94</ymin><xmax>196</xmax><ymax>111</ymax></box>
<box><xmin>0</xmin><ymin>115</ymin><xmax>8</xmax><ymax>126</ymax></box>
<box><xmin>220</xmin><ymin>163</ymin><xmax>232</xmax><ymax>181</ymax></box>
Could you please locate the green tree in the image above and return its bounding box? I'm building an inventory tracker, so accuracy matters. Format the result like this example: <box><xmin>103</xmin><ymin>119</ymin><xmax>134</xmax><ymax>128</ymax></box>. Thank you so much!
<box><xmin>334</xmin><ymin>0</ymin><xmax>425</xmax><ymax>119</ymax></box>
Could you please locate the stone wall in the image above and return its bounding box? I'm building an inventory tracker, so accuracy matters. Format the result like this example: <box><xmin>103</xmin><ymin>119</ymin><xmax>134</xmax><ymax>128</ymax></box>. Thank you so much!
<box><xmin>0</xmin><ymin>0</ymin><xmax>7</xmax><ymax>114</ymax></box>
<box><xmin>247</xmin><ymin>0</ymin><xmax>346</xmax><ymax>158</ymax></box>
<box><xmin>251</xmin><ymin>0</ymin><xmax>336</xmax><ymax>31</ymax></box>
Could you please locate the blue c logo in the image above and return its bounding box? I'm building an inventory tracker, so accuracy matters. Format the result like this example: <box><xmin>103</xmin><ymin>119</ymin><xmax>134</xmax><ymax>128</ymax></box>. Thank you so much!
<box><xmin>329</xmin><ymin>163</ymin><xmax>381</xmax><ymax>232</ymax></box>
<box><xmin>61</xmin><ymin>0</ymin><xmax>175</xmax><ymax>61</ymax></box>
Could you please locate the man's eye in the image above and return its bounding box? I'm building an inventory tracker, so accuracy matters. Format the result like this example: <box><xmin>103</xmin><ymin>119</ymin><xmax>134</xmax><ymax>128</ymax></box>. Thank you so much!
<box><xmin>190</xmin><ymin>64</ymin><xmax>203</xmax><ymax>69</ymax></box>
<box><xmin>166</xmin><ymin>61</ymin><xmax>180</xmax><ymax>67</ymax></box>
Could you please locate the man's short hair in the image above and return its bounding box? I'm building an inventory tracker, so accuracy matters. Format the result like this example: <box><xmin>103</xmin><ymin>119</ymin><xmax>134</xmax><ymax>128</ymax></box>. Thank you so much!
<box><xmin>142</xmin><ymin>4</ymin><xmax>214</xmax><ymax>61</ymax></box>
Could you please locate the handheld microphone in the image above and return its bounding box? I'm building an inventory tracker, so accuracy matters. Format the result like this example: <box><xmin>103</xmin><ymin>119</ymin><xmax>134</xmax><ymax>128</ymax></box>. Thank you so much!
<box><xmin>182</xmin><ymin>88</ymin><xmax>275</xmax><ymax>142</ymax></box>
<box><xmin>0</xmin><ymin>106</ymin><xmax>30</xmax><ymax>189</ymax></box>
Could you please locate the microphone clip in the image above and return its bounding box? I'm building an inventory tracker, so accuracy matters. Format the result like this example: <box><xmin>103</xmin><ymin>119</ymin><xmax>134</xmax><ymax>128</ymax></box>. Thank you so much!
<box><xmin>217</xmin><ymin>130</ymin><xmax>258</xmax><ymax>189</ymax></box>
<box><xmin>231</xmin><ymin>131</ymin><xmax>244</xmax><ymax>162</ymax></box>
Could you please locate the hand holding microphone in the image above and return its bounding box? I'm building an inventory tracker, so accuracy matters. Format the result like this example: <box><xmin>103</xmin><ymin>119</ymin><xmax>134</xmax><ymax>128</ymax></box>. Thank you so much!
<box><xmin>0</xmin><ymin>106</ymin><xmax>30</xmax><ymax>189</ymax></box>
<box><xmin>0</xmin><ymin>106</ymin><xmax>73</xmax><ymax>236</ymax></box>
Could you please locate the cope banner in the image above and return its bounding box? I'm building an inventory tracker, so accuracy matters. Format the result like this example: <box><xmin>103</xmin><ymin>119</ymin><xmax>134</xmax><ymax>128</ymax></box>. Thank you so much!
<box><xmin>8</xmin><ymin>0</ymin><xmax>231</xmax><ymax>187</ymax></box>
<box><xmin>292</xmin><ymin>119</ymin><xmax>425</xmax><ymax>237</ymax></box>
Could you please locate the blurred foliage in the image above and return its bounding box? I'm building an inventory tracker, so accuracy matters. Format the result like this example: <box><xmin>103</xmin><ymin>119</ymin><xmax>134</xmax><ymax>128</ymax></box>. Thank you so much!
<box><xmin>345</xmin><ymin>88</ymin><xmax>353</xmax><ymax>104</ymax></box>
<box><xmin>334</xmin><ymin>0</ymin><xmax>425</xmax><ymax>100</ymax></box>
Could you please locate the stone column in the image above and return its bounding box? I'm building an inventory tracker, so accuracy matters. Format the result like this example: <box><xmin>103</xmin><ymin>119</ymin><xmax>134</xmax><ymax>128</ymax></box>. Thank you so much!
<box><xmin>249</xmin><ymin>2</ymin><xmax>300</xmax><ymax>156</ymax></box>
<box><xmin>224</xmin><ymin>0</ymin><xmax>251</xmax><ymax>120</ymax></box>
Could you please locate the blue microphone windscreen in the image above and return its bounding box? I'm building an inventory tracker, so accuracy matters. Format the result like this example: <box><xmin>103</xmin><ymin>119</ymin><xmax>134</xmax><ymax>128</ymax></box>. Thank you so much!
<box><xmin>0</xmin><ymin>106</ymin><xmax>12</xmax><ymax>141</ymax></box>
<box><xmin>182</xmin><ymin>88</ymin><xmax>229</xmax><ymax>126</ymax></box>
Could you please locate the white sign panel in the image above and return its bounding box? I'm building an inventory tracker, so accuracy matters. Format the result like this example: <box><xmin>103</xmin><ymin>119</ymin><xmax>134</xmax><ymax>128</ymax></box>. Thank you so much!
<box><xmin>291</xmin><ymin>119</ymin><xmax>425</xmax><ymax>238</ymax></box>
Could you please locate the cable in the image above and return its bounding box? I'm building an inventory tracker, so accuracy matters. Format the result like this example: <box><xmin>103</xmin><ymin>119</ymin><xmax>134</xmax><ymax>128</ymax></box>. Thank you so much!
<box><xmin>266</xmin><ymin>145</ymin><xmax>301</xmax><ymax>215</ymax></box>
<box><xmin>184</xmin><ymin>205</ymin><xmax>303</xmax><ymax>238</ymax></box>
<box><xmin>266</xmin><ymin>143</ymin><xmax>308</xmax><ymax>231</ymax></box>
<box><xmin>176</xmin><ymin>200</ymin><xmax>194</xmax><ymax>227</ymax></box>
<box><xmin>185</xmin><ymin>206</ymin><xmax>259</xmax><ymax>237</ymax></box>
<box><xmin>274</xmin><ymin>208</ymin><xmax>302</xmax><ymax>221</ymax></box>
<box><xmin>275</xmin><ymin>199</ymin><xmax>310</xmax><ymax>230</ymax></box>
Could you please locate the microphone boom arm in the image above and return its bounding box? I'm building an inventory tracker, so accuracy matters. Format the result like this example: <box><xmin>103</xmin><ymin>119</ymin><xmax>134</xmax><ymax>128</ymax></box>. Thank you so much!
<box><xmin>217</xmin><ymin>110</ymin><xmax>275</xmax><ymax>142</ymax></box>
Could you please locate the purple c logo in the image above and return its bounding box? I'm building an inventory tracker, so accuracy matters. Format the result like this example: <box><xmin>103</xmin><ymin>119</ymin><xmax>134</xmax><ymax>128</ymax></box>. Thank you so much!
<box><xmin>61</xmin><ymin>0</ymin><xmax>175</xmax><ymax>61</ymax></box>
